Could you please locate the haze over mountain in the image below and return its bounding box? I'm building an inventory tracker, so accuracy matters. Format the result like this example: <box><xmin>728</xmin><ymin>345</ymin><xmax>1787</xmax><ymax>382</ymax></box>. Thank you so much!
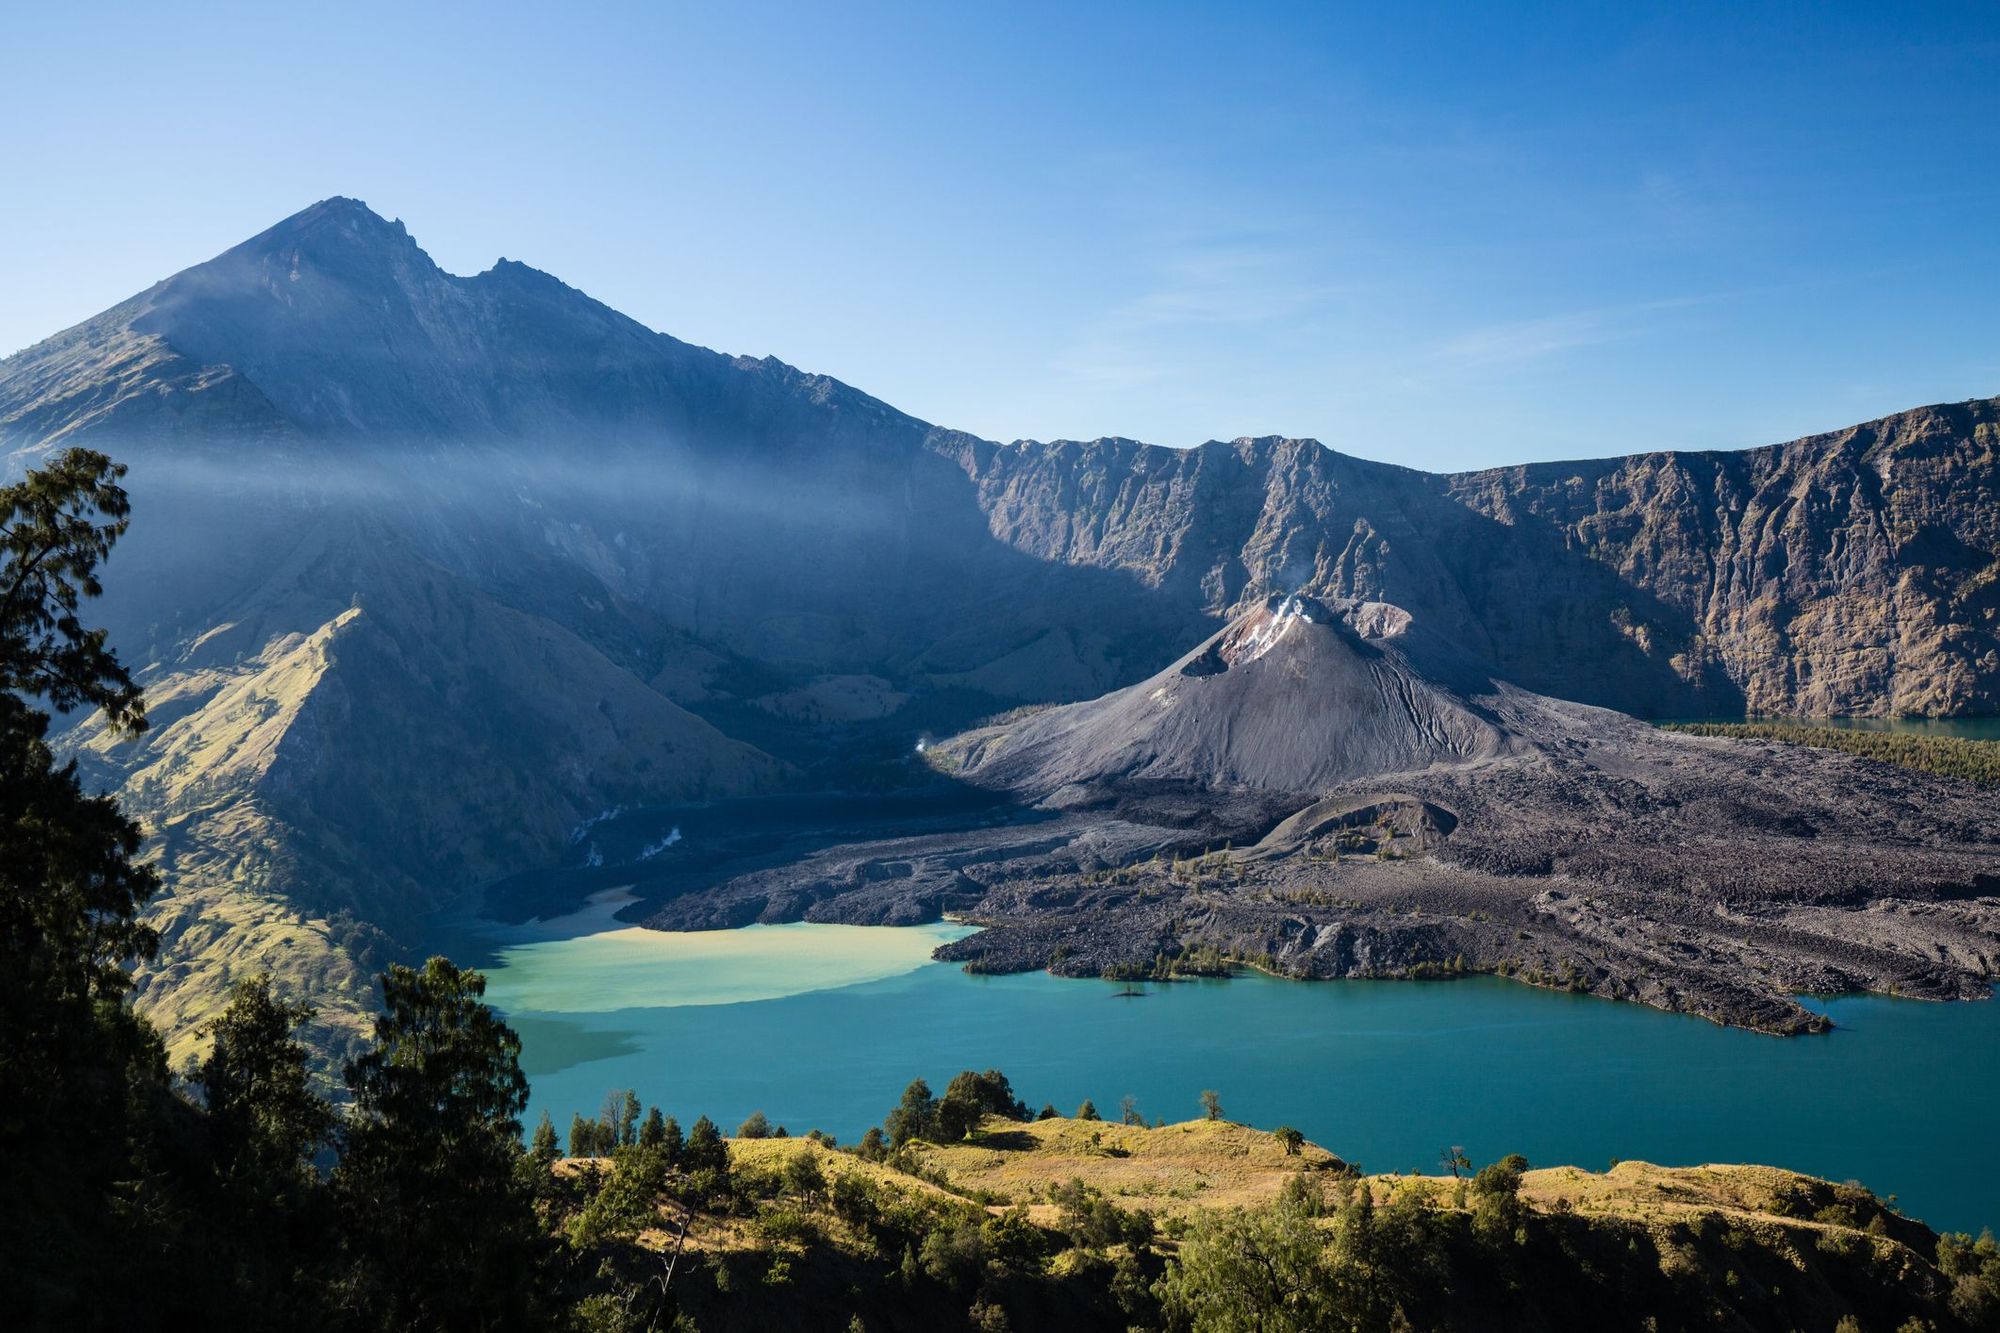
<box><xmin>3</xmin><ymin>198</ymin><xmax>1996</xmax><ymax>1055</ymax></box>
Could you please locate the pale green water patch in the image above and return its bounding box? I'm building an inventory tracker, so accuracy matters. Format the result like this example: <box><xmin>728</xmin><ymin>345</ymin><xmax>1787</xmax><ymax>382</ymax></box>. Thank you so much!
<box><xmin>475</xmin><ymin>895</ymin><xmax>971</xmax><ymax>1014</ymax></box>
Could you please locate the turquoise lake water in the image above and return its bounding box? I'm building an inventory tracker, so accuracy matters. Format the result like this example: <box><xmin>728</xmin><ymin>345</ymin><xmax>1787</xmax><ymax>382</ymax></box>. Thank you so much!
<box><xmin>458</xmin><ymin>900</ymin><xmax>2000</xmax><ymax>1236</ymax></box>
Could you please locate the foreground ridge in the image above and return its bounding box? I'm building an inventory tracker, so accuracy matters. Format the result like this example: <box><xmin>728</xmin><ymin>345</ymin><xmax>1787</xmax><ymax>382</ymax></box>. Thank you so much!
<box><xmin>550</xmin><ymin>1098</ymin><xmax>2000</xmax><ymax>1333</ymax></box>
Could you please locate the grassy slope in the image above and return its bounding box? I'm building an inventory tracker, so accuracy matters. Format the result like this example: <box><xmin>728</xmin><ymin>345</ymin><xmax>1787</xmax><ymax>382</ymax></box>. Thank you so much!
<box><xmin>1660</xmin><ymin>720</ymin><xmax>2000</xmax><ymax>786</ymax></box>
<box><xmin>578</xmin><ymin>1117</ymin><xmax>1984</xmax><ymax>1332</ymax></box>
<box><xmin>67</xmin><ymin>547</ymin><xmax>781</xmax><ymax>1070</ymax></box>
<box><xmin>879</xmin><ymin>1116</ymin><xmax>1345</xmax><ymax>1215</ymax></box>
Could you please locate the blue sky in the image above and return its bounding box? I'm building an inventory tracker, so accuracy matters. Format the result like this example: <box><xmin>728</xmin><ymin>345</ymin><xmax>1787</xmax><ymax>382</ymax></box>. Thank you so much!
<box><xmin>3</xmin><ymin>1</ymin><xmax>1996</xmax><ymax>470</ymax></box>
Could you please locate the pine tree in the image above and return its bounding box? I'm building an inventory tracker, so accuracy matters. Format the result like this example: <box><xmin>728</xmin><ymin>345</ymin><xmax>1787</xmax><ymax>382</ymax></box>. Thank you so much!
<box><xmin>200</xmin><ymin>973</ymin><xmax>334</xmax><ymax>1190</ymax></box>
<box><xmin>531</xmin><ymin>1110</ymin><xmax>560</xmax><ymax>1166</ymax></box>
<box><xmin>334</xmin><ymin>957</ymin><xmax>548</xmax><ymax>1330</ymax></box>
<box><xmin>639</xmin><ymin>1105</ymin><xmax>666</xmax><ymax>1149</ymax></box>
<box><xmin>885</xmin><ymin>1078</ymin><xmax>937</xmax><ymax>1147</ymax></box>
<box><xmin>568</xmin><ymin>1112</ymin><xmax>592</xmax><ymax>1158</ymax></box>
<box><xmin>684</xmin><ymin>1115</ymin><xmax>728</xmax><ymax>1175</ymax></box>
<box><xmin>0</xmin><ymin>450</ymin><xmax>175</xmax><ymax>1325</ymax></box>
<box><xmin>619</xmin><ymin>1089</ymin><xmax>641</xmax><ymax>1148</ymax></box>
<box><xmin>196</xmin><ymin>972</ymin><xmax>337</xmax><ymax>1319</ymax></box>
<box><xmin>1076</xmin><ymin>1099</ymin><xmax>1101</xmax><ymax>1121</ymax></box>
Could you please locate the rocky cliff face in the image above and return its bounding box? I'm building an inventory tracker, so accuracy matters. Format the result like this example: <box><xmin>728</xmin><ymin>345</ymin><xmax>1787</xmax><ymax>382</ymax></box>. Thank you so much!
<box><xmin>940</xmin><ymin>434</ymin><xmax>1713</xmax><ymax>714</ymax></box>
<box><xmin>942</xmin><ymin>405</ymin><xmax>2000</xmax><ymax>717</ymax></box>
<box><xmin>1445</xmin><ymin>400</ymin><xmax>2000</xmax><ymax>717</ymax></box>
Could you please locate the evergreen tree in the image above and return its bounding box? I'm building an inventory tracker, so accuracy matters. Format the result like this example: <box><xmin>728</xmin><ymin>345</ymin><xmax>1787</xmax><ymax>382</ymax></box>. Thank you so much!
<box><xmin>1076</xmin><ymin>1099</ymin><xmax>1101</xmax><ymax>1122</ymax></box>
<box><xmin>1156</xmin><ymin>1189</ymin><xmax>1339</xmax><ymax>1332</ymax></box>
<box><xmin>333</xmin><ymin>957</ymin><xmax>549</xmax><ymax>1330</ymax></box>
<box><xmin>659</xmin><ymin>1114</ymin><xmax>684</xmax><ymax>1169</ymax></box>
<box><xmin>885</xmin><ymin>1077</ymin><xmax>937</xmax><ymax>1147</ymax></box>
<box><xmin>566</xmin><ymin>1134</ymin><xmax>669</xmax><ymax>1250</ymax></box>
<box><xmin>737</xmin><ymin>1109</ymin><xmax>773</xmax><ymax>1139</ymax></box>
<box><xmin>0</xmin><ymin>450</ymin><xmax>177</xmax><ymax>1325</ymax></box>
<box><xmin>200</xmin><ymin>974</ymin><xmax>333</xmax><ymax>1187</ymax></box>
<box><xmin>784</xmin><ymin>1149</ymin><xmax>827</xmax><ymax>1204</ymax></box>
<box><xmin>0</xmin><ymin>448</ymin><xmax>146</xmax><ymax>725</ymax></box>
<box><xmin>196</xmin><ymin>973</ymin><xmax>337</xmax><ymax>1319</ymax></box>
<box><xmin>618</xmin><ymin>1089</ymin><xmax>641</xmax><ymax>1147</ymax></box>
<box><xmin>938</xmin><ymin>1068</ymin><xmax>1024</xmax><ymax>1139</ymax></box>
<box><xmin>937</xmin><ymin>1075</ymin><xmax>982</xmax><ymax>1142</ymax></box>
<box><xmin>531</xmin><ymin>1110</ymin><xmax>561</xmax><ymax>1166</ymax></box>
<box><xmin>682</xmin><ymin>1114</ymin><xmax>731</xmax><ymax>1202</ymax></box>
<box><xmin>684</xmin><ymin>1115</ymin><xmax>728</xmax><ymax>1174</ymax></box>
<box><xmin>1470</xmin><ymin>1154</ymin><xmax>1529</xmax><ymax>1242</ymax></box>
<box><xmin>569</xmin><ymin>1112</ymin><xmax>593</xmax><ymax>1158</ymax></box>
<box><xmin>638</xmin><ymin>1105</ymin><xmax>666</xmax><ymax>1149</ymax></box>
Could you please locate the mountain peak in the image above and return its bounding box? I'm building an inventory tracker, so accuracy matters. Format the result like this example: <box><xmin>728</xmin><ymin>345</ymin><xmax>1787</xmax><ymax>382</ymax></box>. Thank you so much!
<box><xmin>267</xmin><ymin>195</ymin><xmax>406</xmax><ymax>237</ymax></box>
<box><xmin>0</xmin><ymin>197</ymin><xmax>937</xmax><ymax>448</ymax></box>
<box><xmin>936</xmin><ymin>587</ymin><xmax>1514</xmax><ymax>797</ymax></box>
<box><xmin>227</xmin><ymin>196</ymin><xmax>423</xmax><ymax>269</ymax></box>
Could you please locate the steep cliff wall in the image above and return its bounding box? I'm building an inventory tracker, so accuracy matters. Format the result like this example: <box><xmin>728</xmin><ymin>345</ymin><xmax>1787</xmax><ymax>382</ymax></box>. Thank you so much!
<box><xmin>944</xmin><ymin>402</ymin><xmax>2000</xmax><ymax>716</ymax></box>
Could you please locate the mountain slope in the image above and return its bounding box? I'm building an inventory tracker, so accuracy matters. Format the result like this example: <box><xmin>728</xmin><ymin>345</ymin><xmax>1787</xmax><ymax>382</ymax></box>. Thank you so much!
<box><xmin>69</xmin><ymin>521</ymin><xmax>779</xmax><ymax>1061</ymax></box>
<box><xmin>0</xmin><ymin>198</ymin><xmax>1994</xmax><ymax>1053</ymax></box>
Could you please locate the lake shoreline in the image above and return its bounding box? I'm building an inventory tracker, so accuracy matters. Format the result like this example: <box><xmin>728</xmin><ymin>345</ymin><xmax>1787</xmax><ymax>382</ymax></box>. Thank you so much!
<box><xmin>458</xmin><ymin>908</ymin><xmax>2000</xmax><ymax>1236</ymax></box>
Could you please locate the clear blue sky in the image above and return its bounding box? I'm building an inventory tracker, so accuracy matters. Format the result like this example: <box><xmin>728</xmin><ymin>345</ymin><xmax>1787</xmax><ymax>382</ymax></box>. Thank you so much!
<box><xmin>3</xmin><ymin>1</ymin><xmax>1996</xmax><ymax>470</ymax></box>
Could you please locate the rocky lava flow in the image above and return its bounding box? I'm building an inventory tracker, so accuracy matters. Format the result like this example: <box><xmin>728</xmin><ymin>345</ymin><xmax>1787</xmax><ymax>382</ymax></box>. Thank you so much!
<box><xmin>646</xmin><ymin>596</ymin><xmax>2000</xmax><ymax>1034</ymax></box>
